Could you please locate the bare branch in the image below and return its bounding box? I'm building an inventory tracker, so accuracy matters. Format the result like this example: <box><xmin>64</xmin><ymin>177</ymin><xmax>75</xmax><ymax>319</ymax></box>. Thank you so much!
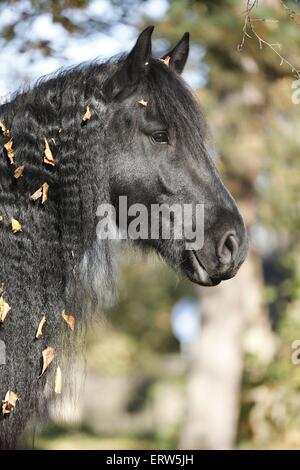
<box><xmin>238</xmin><ymin>0</ymin><xmax>300</xmax><ymax>78</ymax></box>
<box><xmin>279</xmin><ymin>0</ymin><xmax>300</xmax><ymax>28</ymax></box>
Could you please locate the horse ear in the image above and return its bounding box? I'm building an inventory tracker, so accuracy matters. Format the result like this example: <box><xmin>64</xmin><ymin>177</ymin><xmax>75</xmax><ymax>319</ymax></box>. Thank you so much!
<box><xmin>102</xmin><ymin>26</ymin><xmax>154</xmax><ymax>101</ymax></box>
<box><xmin>161</xmin><ymin>32</ymin><xmax>190</xmax><ymax>74</ymax></box>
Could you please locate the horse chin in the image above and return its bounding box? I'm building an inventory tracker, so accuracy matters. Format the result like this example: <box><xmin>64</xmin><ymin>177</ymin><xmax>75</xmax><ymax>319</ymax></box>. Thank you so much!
<box><xmin>186</xmin><ymin>251</ymin><xmax>221</xmax><ymax>287</ymax></box>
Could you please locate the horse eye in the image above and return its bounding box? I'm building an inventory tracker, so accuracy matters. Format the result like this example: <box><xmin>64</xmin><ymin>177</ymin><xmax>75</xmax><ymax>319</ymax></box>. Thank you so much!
<box><xmin>151</xmin><ymin>131</ymin><xmax>169</xmax><ymax>144</ymax></box>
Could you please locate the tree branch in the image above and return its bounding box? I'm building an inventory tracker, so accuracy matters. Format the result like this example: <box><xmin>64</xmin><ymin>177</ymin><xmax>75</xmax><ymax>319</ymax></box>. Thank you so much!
<box><xmin>238</xmin><ymin>0</ymin><xmax>300</xmax><ymax>78</ymax></box>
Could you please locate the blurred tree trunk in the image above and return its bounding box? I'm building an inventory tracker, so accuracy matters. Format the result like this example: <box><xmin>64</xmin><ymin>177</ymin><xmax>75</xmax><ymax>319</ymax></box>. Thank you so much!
<box><xmin>180</xmin><ymin>250</ymin><xmax>263</xmax><ymax>449</ymax></box>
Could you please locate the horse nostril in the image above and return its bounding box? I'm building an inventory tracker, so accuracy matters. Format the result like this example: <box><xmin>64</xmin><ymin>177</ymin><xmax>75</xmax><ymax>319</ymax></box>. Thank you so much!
<box><xmin>218</xmin><ymin>232</ymin><xmax>239</xmax><ymax>266</ymax></box>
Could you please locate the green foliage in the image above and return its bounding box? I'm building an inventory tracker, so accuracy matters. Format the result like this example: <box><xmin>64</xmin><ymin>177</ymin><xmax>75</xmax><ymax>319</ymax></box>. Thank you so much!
<box><xmin>86</xmin><ymin>254</ymin><xmax>196</xmax><ymax>376</ymax></box>
<box><xmin>109</xmin><ymin>255</ymin><xmax>195</xmax><ymax>353</ymax></box>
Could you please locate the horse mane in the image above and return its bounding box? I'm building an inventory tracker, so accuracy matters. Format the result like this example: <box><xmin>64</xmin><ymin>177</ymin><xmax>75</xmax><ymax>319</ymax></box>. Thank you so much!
<box><xmin>0</xmin><ymin>54</ymin><xmax>208</xmax><ymax>448</ymax></box>
<box><xmin>0</xmin><ymin>58</ymin><xmax>117</xmax><ymax>448</ymax></box>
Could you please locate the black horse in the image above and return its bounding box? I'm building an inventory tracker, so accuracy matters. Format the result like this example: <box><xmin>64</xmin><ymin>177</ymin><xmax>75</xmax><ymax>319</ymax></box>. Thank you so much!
<box><xmin>0</xmin><ymin>26</ymin><xmax>247</xmax><ymax>449</ymax></box>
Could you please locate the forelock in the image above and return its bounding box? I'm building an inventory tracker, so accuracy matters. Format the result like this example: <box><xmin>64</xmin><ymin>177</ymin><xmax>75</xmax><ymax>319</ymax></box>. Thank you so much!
<box><xmin>144</xmin><ymin>59</ymin><xmax>208</xmax><ymax>146</ymax></box>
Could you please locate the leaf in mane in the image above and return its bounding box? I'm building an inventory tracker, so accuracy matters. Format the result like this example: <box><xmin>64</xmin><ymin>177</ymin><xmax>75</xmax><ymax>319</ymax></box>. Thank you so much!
<box><xmin>2</xmin><ymin>391</ymin><xmax>20</xmax><ymax>415</ymax></box>
<box><xmin>137</xmin><ymin>99</ymin><xmax>148</xmax><ymax>107</ymax></box>
<box><xmin>30</xmin><ymin>182</ymin><xmax>49</xmax><ymax>204</ymax></box>
<box><xmin>54</xmin><ymin>366</ymin><xmax>62</xmax><ymax>394</ymax></box>
<box><xmin>0</xmin><ymin>121</ymin><xmax>10</xmax><ymax>137</ymax></box>
<box><xmin>14</xmin><ymin>165</ymin><xmax>24</xmax><ymax>179</ymax></box>
<box><xmin>43</xmin><ymin>138</ymin><xmax>55</xmax><ymax>166</ymax></box>
<box><xmin>39</xmin><ymin>347</ymin><xmax>55</xmax><ymax>377</ymax></box>
<box><xmin>4</xmin><ymin>139</ymin><xmax>14</xmax><ymax>165</ymax></box>
<box><xmin>11</xmin><ymin>218</ymin><xmax>22</xmax><ymax>234</ymax></box>
<box><xmin>0</xmin><ymin>296</ymin><xmax>11</xmax><ymax>323</ymax></box>
<box><xmin>82</xmin><ymin>106</ymin><xmax>91</xmax><ymax>123</ymax></box>
<box><xmin>61</xmin><ymin>309</ymin><xmax>75</xmax><ymax>331</ymax></box>
<box><xmin>160</xmin><ymin>56</ymin><xmax>171</xmax><ymax>66</ymax></box>
<box><xmin>41</xmin><ymin>182</ymin><xmax>49</xmax><ymax>203</ymax></box>
<box><xmin>36</xmin><ymin>315</ymin><xmax>46</xmax><ymax>339</ymax></box>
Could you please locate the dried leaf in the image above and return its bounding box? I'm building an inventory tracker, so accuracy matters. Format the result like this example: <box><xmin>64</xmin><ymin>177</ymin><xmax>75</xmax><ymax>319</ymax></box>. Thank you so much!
<box><xmin>14</xmin><ymin>165</ymin><xmax>24</xmax><ymax>179</ymax></box>
<box><xmin>4</xmin><ymin>139</ymin><xmax>14</xmax><ymax>165</ymax></box>
<box><xmin>30</xmin><ymin>186</ymin><xmax>42</xmax><ymax>201</ymax></box>
<box><xmin>41</xmin><ymin>182</ymin><xmax>49</xmax><ymax>204</ymax></box>
<box><xmin>160</xmin><ymin>55</ymin><xmax>171</xmax><ymax>66</ymax></box>
<box><xmin>54</xmin><ymin>366</ymin><xmax>62</xmax><ymax>394</ymax></box>
<box><xmin>39</xmin><ymin>346</ymin><xmax>55</xmax><ymax>377</ymax></box>
<box><xmin>61</xmin><ymin>309</ymin><xmax>75</xmax><ymax>331</ymax></box>
<box><xmin>11</xmin><ymin>218</ymin><xmax>22</xmax><ymax>234</ymax></box>
<box><xmin>82</xmin><ymin>106</ymin><xmax>91</xmax><ymax>122</ymax></box>
<box><xmin>36</xmin><ymin>315</ymin><xmax>46</xmax><ymax>339</ymax></box>
<box><xmin>30</xmin><ymin>182</ymin><xmax>49</xmax><ymax>204</ymax></box>
<box><xmin>0</xmin><ymin>215</ymin><xmax>3</xmax><ymax>222</ymax></box>
<box><xmin>43</xmin><ymin>138</ymin><xmax>55</xmax><ymax>166</ymax></box>
<box><xmin>0</xmin><ymin>121</ymin><xmax>10</xmax><ymax>137</ymax></box>
<box><xmin>137</xmin><ymin>99</ymin><xmax>148</xmax><ymax>107</ymax></box>
<box><xmin>2</xmin><ymin>391</ymin><xmax>20</xmax><ymax>415</ymax></box>
<box><xmin>0</xmin><ymin>296</ymin><xmax>11</xmax><ymax>323</ymax></box>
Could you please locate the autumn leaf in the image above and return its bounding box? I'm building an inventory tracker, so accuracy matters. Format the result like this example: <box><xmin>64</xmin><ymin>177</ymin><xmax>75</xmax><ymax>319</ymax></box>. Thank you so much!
<box><xmin>0</xmin><ymin>121</ymin><xmax>10</xmax><ymax>137</ymax></box>
<box><xmin>39</xmin><ymin>346</ymin><xmax>55</xmax><ymax>377</ymax></box>
<box><xmin>30</xmin><ymin>182</ymin><xmax>49</xmax><ymax>204</ymax></box>
<box><xmin>61</xmin><ymin>309</ymin><xmax>75</xmax><ymax>331</ymax></box>
<box><xmin>36</xmin><ymin>315</ymin><xmax>46</xmax><ymax>339</ymax></box>
<box><xmin>4</xmin><ymin>139</ymin><xmax>14</xmax><ymax>165</ymax></box>
<box><xmin>30</xmin><ymin>186</ymin><xmax>42</xmax><ymax>201</ymax></box>
<box><xmin>11</xmin><ymin>218</ymin><xmax>22</xmax><ymax>234</ymax></box>
<box><xmin>14</xmin><ymin>165</ymin><xmax>24</xmax><ymax>179</ymax></box>
<box><xmin>41</xmin><ymin>182</ymin><xmax>49</xmax><ymax>203</ymax></box>
<box><xmin>160</xmin><ymin>55</ymin><xmax>171</xmax><ymax>66</ymax></box>
<box><xmin>0</xmin><ymin>296</ymin><xmax>11</xmax><ymax>323</ymax></box>
<box><xmin>2</xmin><ymin>391</ymin><xmax>20</xmax><ymax>415</ymax></box>
<box><xmin>137</xmin><ymin>99</ymin><xmax>148</xmax><ymax>107</ymax></box>
<box><xmin>43</xmin><ymin>138</ymin><xmax>55</xmax><ymax>166</ymax></box>
<box><xmin>55</xmin><ymin>366</ymin><xmax>62</xmax><ymax>394</ymax></box>
<box><xmin>82</xmin><ymin>106</ymin><xmax>91</xmax><ymax>123</ymax></box>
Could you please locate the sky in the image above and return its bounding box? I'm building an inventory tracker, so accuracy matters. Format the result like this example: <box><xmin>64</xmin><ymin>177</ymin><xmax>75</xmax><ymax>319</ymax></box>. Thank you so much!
<box><xmin>0</xmin><ymin>0</ymin><xmax>208</xmax><ymax>100</ymax></box>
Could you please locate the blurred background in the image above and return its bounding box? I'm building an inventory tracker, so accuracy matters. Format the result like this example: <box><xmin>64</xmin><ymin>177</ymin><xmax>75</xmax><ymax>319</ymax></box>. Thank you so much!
<box><xmin>1</xmin><ymin>0</ymin><xmax>300</xmax><ymax>450</ymax></box>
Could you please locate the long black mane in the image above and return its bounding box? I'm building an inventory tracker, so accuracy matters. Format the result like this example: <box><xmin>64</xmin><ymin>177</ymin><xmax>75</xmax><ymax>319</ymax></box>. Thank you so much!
<box><xmin>0</xmin><ymin>59</ymin><xmax>117</xmax><ymax>448</ymax></box>
<box><xmin>0</xmin><ymin>53</ymin><xmax>208</xmax><ymax>448</ymax></box>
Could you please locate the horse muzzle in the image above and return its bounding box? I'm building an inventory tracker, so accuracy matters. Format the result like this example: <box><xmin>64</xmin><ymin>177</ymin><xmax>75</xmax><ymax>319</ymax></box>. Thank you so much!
<box><xmin>185</xmin><ymin>230</ymin><xmax>248</xmax><ymax>287</ymax></box>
